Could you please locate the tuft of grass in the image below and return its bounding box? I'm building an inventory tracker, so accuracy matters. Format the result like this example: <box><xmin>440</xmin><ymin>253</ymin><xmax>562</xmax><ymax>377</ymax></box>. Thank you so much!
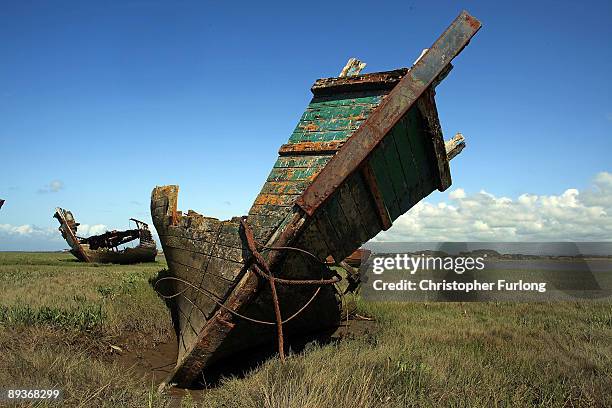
<box><xmin>0</xmin><ymin>302</ymin><xmax>105</xmax><ymax>330</ymax></box>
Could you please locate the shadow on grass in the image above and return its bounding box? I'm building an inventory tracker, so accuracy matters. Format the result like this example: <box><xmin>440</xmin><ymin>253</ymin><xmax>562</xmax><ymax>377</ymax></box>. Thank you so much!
<box><xmin>191</xmin><ymin>328</ymin><xmax>340</xmax><ymax>389</ymax></box>
<box><xmin>148</xmin><ymin>268</ymin><xmax>340</xmax><ymax>389</ymax></box>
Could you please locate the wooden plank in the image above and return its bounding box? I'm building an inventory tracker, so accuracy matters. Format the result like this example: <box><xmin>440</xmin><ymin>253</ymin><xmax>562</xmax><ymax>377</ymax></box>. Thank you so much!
<box><xmin>266</xmin><ymin>166</ymin><xmax>322</xmax><ymax>182</ymax></box>
<box><xmin>368</xmin><ymin>140</ymin><xmax>398</xmax><ymax>219</ymax></box>
<box><xmin>252</xmin><ymin>193</ymin><xmax>300</xmax><ymax>207</ymax></box>
<box><xmin>248</xmin><ymin>204</ymin><xmax>292</xmax><ymax>217</ymax></box>
<box><xmin>273</xmin><ymin>155</ymin><xmax>330</xmax><ymax>169</ymax></box>
<box><xmin>379</xmin><ymin>129</ymin><xmax>408</xmax><ymax>220</ymax></box>
<box><xmin>165</xmin><ymin>259</ymin><xmax>234</xmax><ymax>300</ymax></box>
<box><xmin>259</xmin><ymin>180</ymin><xmax>312</xmax><ymax>195</ymax></box>
<box><xmin>162</xmin><ymin>245</ymin><xmax>243</xmax><ymax>280</ymax></box>
<box><xmin>417</xmin><ymin>87</ymin><xmax>451</xmax><ymax>191</ymax></box>
<box><xmin>161</xmin><ymin>235</ymin><xmax>217</xmax><ymax>259</ymax></box>
<box><xmin>313</xmin><ymin>212</ymin><xmax>344</xmax><ymax>261</ymax></box>
<box><xmin>335</xmin><ymin>181</ymin><xmax>370</xmax><ymax>246</ymax></box>
<box><xmin>301</xmin><ymin>104</ymin><xmax>374</xmax><ymax>121</ymax></box>
<box><xmin>165</xmin><ymin>224</ymin><xmax>222</xmax><ymax>242</ymax></box>
<box><xmin>306</xmin><ymin>94</ymin><xmax>383</xmax><ymax>108</ymax></box>
<box><xmin>390</xmin><ymin>118</ymin><xmax>421</xmax><ymax>191</ymax></box>
<box><xmin>404</xmin><ymin>107</ymin><xmax>435</xmax><ymax>191</ymax></box>
<box><xmin>288</xmin><ymin>129</ymin><xmax>354</xmax><ymax>143</ymax></box>
<box><xmin>278</xmin><ymin>142</ymin><xmax>342</xmax><ymax>156</ymax></box>
<box><xmin>294</xmin><ymin>219</ymin><xmax>332</xmax><ymax>261</ymax></box>
<box><xmin>322</xmin><ymin>194</ymin><xmax>355</xmax><ymax>260</ymax></box>
<box><xmin>294</xmin><ymin>118</ymin><xmax>363</xmax><ymax>133</ymax></box>
<box><xmin>346</xmin><ymin>171</ymin><xmax>383</xmax><ymax>239</ymax></box>
<box><xmin>360</xmin><ymin>163</ymin><xmax>392</xmax><ymax>231</ymax></box>
<box><xmin>312</xmin><ymin>69</ymin><xmax>407</xmax><ymax>95</ymax></box>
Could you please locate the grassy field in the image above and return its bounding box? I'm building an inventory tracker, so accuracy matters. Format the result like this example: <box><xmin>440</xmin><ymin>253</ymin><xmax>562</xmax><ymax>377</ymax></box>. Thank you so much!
<box><xmin>0</xmin><ymin>252</ymin><xmax>610</xmax><ymax>407</ymax></box>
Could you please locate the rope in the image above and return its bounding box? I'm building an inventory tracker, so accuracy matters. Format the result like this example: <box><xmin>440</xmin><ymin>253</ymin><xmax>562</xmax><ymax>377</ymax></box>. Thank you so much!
<box><xmin>154</xmin><ymin>276</ymin><xmax>323</xmax><ymax>326</ymax></box>
<box><xmin>153</xmin><ymin>217</ymin><xmax>341</xmax><ymax>363</ymax></box>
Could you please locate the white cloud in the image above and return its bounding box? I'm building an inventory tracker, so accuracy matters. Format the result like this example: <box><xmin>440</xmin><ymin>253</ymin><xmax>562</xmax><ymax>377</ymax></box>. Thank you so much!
<box><xmin>0</xmin><ymin>224</ymin><xmax>53</xmax><ymax>237</ymax></box>
<box><xmin>448</xmin><ymin>188</ymin><xmax>466</xmax><ymax>199</ymax></box>
<box><xmin>0</xmin><ymin>223</ymin><xmax>107</xmax><ymax>239</ymax></box>
<box><xmin>38</xmin><ymin>180</ymin><xmax>64</xmax><ymax>194</ymax></box>
<box><xmin>374</xmin><ymin>172</ymin><xmax>612</xmax><ymax>242</ymax></box>
<box><xmin>77</xmin><ymin>224</ymin><xmax>108</xmax><ymax>236</ymax></box>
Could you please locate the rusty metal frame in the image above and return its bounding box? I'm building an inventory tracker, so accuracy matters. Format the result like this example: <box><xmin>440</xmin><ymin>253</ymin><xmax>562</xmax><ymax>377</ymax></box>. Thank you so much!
<box><xmin>295</xmin><ymin>10</ymin><xmax>481</xmax><ymax>216</ymax></box>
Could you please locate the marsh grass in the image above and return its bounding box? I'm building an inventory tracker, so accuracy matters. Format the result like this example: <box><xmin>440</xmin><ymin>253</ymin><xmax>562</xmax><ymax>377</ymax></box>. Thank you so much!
<box><xmin>0</xmin><ymin>252</ymin><xmax>610</xmax><ymax>407</ymax></box>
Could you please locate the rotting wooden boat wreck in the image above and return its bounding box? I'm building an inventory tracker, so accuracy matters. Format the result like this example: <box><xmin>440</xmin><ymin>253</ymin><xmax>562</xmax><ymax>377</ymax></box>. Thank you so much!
<box><xmin>151</xmin><ymin>11</ymin><xmax>481</xmax><ymax>388</ymax></box>
<box><xmin>53</xmin><ymin>208</ymin><xmax>157</xmax><ymax>264</ymax></box>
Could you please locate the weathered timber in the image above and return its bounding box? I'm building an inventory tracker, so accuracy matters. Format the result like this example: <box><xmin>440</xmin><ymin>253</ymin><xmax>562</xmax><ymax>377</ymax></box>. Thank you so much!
<box><xmin>445</xmin><ymin>133</ymin><xmax>466</xmax><ymax>160</ymax></box>
<box><xmin>338</xmin><ymin>57</ymin><xmax>367</xmax><ymax>77</ymax></box>
<box><xmin>296</xmin><ymin>11</ymin><xmax>481</xmax><ymax>216</ymax></box>
<box><xmin>314</xmin><ymin>69</ymin><xmax>408</xmax><ymax>96</ymax></box>
<box><xmin>53</xmin><ymin>208</ymin><xmax>157</xmax><ymax>264</ymax></box>
<box><xmin>152</xmin><ymin>10</ymin><xmax>480</xmax><ymax>390</ymax></box>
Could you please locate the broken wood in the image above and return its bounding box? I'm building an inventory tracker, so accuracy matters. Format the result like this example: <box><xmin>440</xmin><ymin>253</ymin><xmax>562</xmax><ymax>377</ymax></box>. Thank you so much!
<box><xmin>53</xmin><ymin>208</ymin><xmax>157</xmax><ymax>264</ymax></box>
<box><xmin>445</xmin><ymin>133</ymin><xmax>466</xmax><ymax>161</ymax></box>
<box><xmin>339</xmin><ymin>57</ymin><xmax>366</xmax><ymax>77</ymax></box>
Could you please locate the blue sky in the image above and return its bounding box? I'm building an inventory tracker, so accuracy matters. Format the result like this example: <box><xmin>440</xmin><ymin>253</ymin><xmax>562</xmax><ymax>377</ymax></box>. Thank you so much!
<box><xmin>1</xmin><ymin>1</ymin><xmax>611</xmax><ymax>250</ymax></box>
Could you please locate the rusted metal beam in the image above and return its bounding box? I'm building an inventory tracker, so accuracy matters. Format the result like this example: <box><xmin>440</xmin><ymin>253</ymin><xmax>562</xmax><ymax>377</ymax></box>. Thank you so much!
<box><xmin>296</xmin><ymin>10</ymin><xmax>481</xmax><ymax>216</ymax></box>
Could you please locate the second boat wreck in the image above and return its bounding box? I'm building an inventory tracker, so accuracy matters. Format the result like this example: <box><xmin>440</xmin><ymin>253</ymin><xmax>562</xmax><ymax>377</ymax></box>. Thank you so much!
<box><xmin>53</xmin><ymin>207</ymin><xmax>158</xmax><ymax>264</ymax></box>
<box><xmin>152</xmin><ymin>10</ymin><xmax>481</xmax><ymax>389</ymax></box>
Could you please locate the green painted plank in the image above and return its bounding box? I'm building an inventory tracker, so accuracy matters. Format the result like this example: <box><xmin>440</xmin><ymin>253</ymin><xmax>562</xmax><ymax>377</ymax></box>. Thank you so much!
<box><xmin>294</xmin><ymin>118</ymin><xmax>363</xmax><ymax>133</ymax></box>
<box><xmin>405</xmin><ymin>107</ymin><xmax>434</xmax><ymax>182</ymax></box>
<box><xmin>391</xmin><ymin>116</ymin><xmax>421</xmax><ymax>188</ymax></box>
<box><xmin>248</xmin><ymin>204</ymin><xmax>292</xmax><ymax>217</ymax></box>
<box><xmin>288</xmin><ymin>129</ymin><xmax>353</xmax><ymax>143</ymax></box>
<box><xmin>335</xmin><ymin>180</ymin><xmax>370</xmax><ymax>246</ymax></box>
<box><xmin>273</xmin><ymin>155</ymin><xmax>331</xmax><ymax>169</ymax></box>
<box><xmin>347</xmin><ymin>171</ymin><xmax>383</xmax><ymax>240</ymax></box>
<box><xmin>301</xmin><ymin>104</ymin><xmax>374</xmax><ymax>121</ymax></box>
<box><xmin>307</xmin><ymin>94</ymin><xmax>383</xmax><ymax>108</ymax></box>
<box><xmin>368</xmin><ymin>140</ymin><xmax>397</xmax><ymax>220</ymax></box>
<box><xmin>267</xmin><ymin>166</ymin><xmax>322</xmax><ymax>182</ymax></box>
<box><xmin>380</xmin><ymin>129</ymin><xmax>407</xmax><ymax>220</ymax></box>
<box><xmin>260</xmin><ymin>180</ymin><xmax>312</xmax><ymax>195</ymax></box>
<box><xmin>322</xmin><ymin>194</ymin><xmax>355</xmax><ymax>260</ymax></box>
